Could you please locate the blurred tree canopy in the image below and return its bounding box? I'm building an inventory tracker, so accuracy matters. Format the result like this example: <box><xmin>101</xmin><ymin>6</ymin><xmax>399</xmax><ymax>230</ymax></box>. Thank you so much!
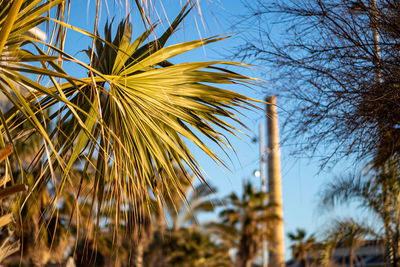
<box><xmin>235</xmin><ymin>0</ymin><xmax>400</xmax><ymax>166</ymax></box>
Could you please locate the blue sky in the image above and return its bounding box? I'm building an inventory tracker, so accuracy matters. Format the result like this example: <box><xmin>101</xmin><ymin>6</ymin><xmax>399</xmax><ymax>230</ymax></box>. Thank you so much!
<box><xmin>58</xmin><ymin>0</ymin><xmax>371</xmax><ymax>260</ymax></box>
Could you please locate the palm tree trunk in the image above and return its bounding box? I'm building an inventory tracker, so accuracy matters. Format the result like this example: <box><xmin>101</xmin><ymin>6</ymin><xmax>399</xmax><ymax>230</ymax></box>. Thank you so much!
<box><xmin>129</xmin><ymin>241</ymin><xmax>144</xmax><ymax>267</ymax></box>
<box><xmin>382</xmin><ymin>190</ymin><xmax>396</xmax><ymax>267</ymax></box>
<box><xmin>349</xmin><ymin>249</ymin><xmax>354</xmax><ymax>267</ymax></box>
<box><xmin>389</xmin><ymin>225</ymin><xmax>399</xmax><ymax>267</ymax></box>
<box><xmin>237</xmin><ymin>259</ymin><xmax>252</xmax><ymax>267</ymax></box>
<box><xmin>393</xmin><ymin>233</ymin><xmax>399</xmax><ymax>267</ymax></box>
<box><xmin>136</xmin><ymin>242</ymin><xmax>144</xmax><ymax>267</ymax></box>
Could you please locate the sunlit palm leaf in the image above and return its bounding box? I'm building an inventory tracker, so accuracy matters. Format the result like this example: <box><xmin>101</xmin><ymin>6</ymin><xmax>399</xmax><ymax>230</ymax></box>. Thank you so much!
<box><xmin>37</xmin><ymin>4</ymin><xmax>256</xmax><ymax>221</ymax></box>
<box><xmin>1</xmin><ymin>1</ymin><xmax>257</xmax><ymax>230</ymax></box>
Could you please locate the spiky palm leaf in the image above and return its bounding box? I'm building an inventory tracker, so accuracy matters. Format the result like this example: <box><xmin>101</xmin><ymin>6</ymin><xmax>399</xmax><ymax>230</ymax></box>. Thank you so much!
<box><xmin>0</xmin><ymin>0</ymin><xmax>67</xmax><ymax>162</ymax></box>
<box><xmin>0</xmin><ymin>0</ymin><xmax>257</xmax><ymax>235</ymax></box>
<box><xmin>30</xmin><ymin>3</ymin><xmax>255</xmax><ymax>223</ymax></box>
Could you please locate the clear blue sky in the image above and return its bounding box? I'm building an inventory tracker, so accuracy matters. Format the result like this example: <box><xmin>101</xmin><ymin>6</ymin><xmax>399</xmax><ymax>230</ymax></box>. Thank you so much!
<box><xmin>58</xmin><ymin>0</ymin><xmax>369</xmax><ymax>260</ymax></box>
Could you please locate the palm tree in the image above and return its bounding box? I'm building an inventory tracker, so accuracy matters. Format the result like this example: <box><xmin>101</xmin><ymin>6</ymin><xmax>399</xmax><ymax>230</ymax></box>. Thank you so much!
<box><xmin>0</xmin><ymin>0</ymin><xmax>256</xmax><ymax>238</ymax></box>
<box><xmin>164</xmin><ymin>227</ymin><xmax>233</xmax><ymax>267</ymax></box>
<box><xmin>161</xmin><ymin>168</ymin><xmax>218</xmax><ymax>231</ymax></box>
<box><xmin>288</xmin><ymin>229</ymin><xmax>316</xmax><ymax>267</ymax></box>
<box><xmin>0</xmin><ymin>2</ymin><xmax>257</xmax><ymax>265</ymax></box>
<box><xmin>210</xmin><ymin>181</ymin><xmax>273</xmax><ymax>267</ymax></box>
<box><xmin>320</xmin><ymin>219</ymin><xmax>374</xmax><ymax>267</ymax></box>
<box><xmin>0</xmin><ymin>114</ymin><xmax>73</xmax><ymax>265</ymax></box>
<box><xmin>143</xmin><ymin>167</ymin><xmax>221</xmax><ymax>267</ymax></box>
<box><xmin>0</xmin><ymin>3</ymin><xmax>80</xmax><ymax>263</ymax></box>
<box><xmin>0</xmin><ymin>145</ymin><xmax>27</xmax><ymax>263</ymax></box>
<box><xmin>321</xmin><ymin>161</ymin><xmax>400</xmax><ymax>266</ymax></box>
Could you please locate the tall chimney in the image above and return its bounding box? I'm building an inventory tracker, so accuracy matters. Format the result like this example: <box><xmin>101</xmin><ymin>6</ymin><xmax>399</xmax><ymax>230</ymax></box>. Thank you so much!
<box><xmin>266</xmin><ymin>96</ymin><xmax>285</xmax><ymax>267</ymax></box>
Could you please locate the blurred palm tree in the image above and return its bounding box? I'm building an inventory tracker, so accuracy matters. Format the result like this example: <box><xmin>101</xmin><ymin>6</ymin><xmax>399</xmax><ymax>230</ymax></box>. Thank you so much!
<box><xmin>163</xmin><ymin>227</ymin><xmax>232</xmax><ymax>267</ymax></box>
<box><xmin>11</xmin><ymin>175</ymin><xmax>70</xmax><ymax>266</ymax></box>
<box><xmin>0</xmin><ymin>145</ymin><xmax>27</xmax><ymax>263</ymax></box>
<box><xmin>321</xmin><ymin>161</ymin><xmax>400</xmax><ymax>266</ymax></box>
<box><xmin>69</xmin><ymin>164</ymin><xmax>221</xmax><ymax>267</ymax></box>
<box><xmin>2</xmin><ymin>120</ymin><xmax>71</xmax><ymax>266</ymax></box>
<box><xmin>288</xmin><ymin>229</ymin><xmax>316</xmax><ymax>267</ymax></box>
<box><xmin>210</xmin><ymin>181</ymin><xmax>274</xmax><ymax>267</ymax></box>
<box><xmin>143</xmin><ymin>167</ymin><xmax>223</xmax><ymax>267</ymax></box>
<box><xmin>320</xmin><ymin>219</ymin><xmax>374</xmax><ymax>267</ymax></box>
<box><xmin>161</xmin><ymin>169</ymin><xmax>218</xmax><ymax>231</ymax></box>
<box><xmin>144</xmin><ymin>225</ymin><xmax>233</xmax><ymax>267</ymax></box>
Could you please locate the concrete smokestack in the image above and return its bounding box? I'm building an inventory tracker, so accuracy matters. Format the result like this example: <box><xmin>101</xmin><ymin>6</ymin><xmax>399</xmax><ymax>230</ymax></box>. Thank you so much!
<box><xmin>266</xmin><ymin>96</ymin><xmax>285</xmax><ymax>267</ymax></box>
